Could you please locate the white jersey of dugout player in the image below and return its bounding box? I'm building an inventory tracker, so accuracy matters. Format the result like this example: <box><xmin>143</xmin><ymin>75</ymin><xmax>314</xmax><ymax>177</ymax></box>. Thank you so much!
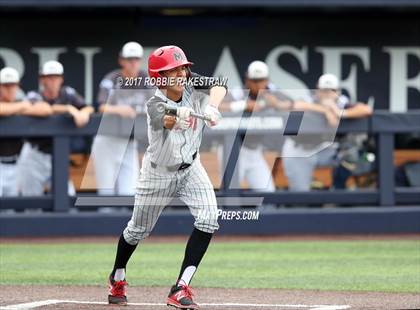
<box><xmin>18</xmin><ymin>85</ymin><xmax>86</xmax><ymax>197</ymax></box>
<box><xmin>92</xmin><ymin>69</ymin><xmax>151</xmax><ymax>196</ymax></box>
<box><xmin>218</xmin><ymin>83</ymin><xmax>277</xmax><ymax>192</ymax></box>
<box><xmin>282</xmin><ymin>93</ymin><xmax>352</xmax><ymax>191</ymax></box>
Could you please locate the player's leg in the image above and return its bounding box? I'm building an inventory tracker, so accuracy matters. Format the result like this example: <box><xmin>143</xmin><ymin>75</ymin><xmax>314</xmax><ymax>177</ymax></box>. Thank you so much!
<box><xmin>0</xmin><ymin>163</ymin><xmax>3</xmax><ymax>196</ymax></box>
<box><xmin>244</xmin><ymin>147</ymin><xmax>275</xmax><ymax>192</ymax></box>
<box><xmin>281</xmin><ymin>139</ymin><xmax>316</xmax><ymax>191</ymax></box>
<box><xmin>92</xmin><ymin>136</ymin><xmax>128</xmax><ymax>213</ymax></box>
<box><xmin>114</xmin><ymin>191</ymin><xmax>172</xmax><ymax>275</ymax></box>
<box><xmin>116</xmin><ymin>139</ymin><xmax>139</xmax><ymax>195</ymax></box>
<box><xmin>315</xmin><ymin>145</ymin><xmax>337</xmax><ymax>189</ymax></box>
<box><xmin>282</xmin><ymin>156</ymin><xmax>316</xmax><ymax>191</ymax></box>
<box><xmin>218</xmin><ymin>143</ymin><xmax>243</xmax><ymax>190</ymax></box>
<box><xmin>315</xmin><ymin>145</ymin><xmax>337</xmax><ymax>167</ymax></box>
<box><xmin>333</xmin><ymin>164</ymin><xmax>352</xmax><ymax>189</ymax></box>
<box><xmin>237</xmin><ymin>146</ymin><xmax>247</xmax><ymax>187</ymax></box>
<box><xmin>17</xmin><ymin>143</ymin><xmax>51</xmax><ymax>196</ymax></box>
<box><xmin>0</xmin><ymin>162</ymin><xmax>18</xmax><ymax>196</ymax></box>
<box><xmin>92</xmin><ymin>136</ymin><xmax>124</xmax><ymax>196</ymax></box>
<box><xmin>108</xmin><ymin>164</ymin><xmax>177</xmax><ymax>305</ymax></box>
<box><xmin>171</xmin><ymin>159</ymin><xmax>219</xmax><ymax>309</ymax></box>
<box><xmin>244</xmin><ymin>148</ymin><xmax>276</xmax><ymax>210</ymax></box>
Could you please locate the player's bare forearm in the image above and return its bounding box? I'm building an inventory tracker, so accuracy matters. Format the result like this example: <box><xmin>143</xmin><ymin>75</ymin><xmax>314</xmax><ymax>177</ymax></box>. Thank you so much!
<box><xmin>342</xmin><ymin>103</ymin><xmax>373</xmax><ymax>119</ymax></box>
<box><xmin>99</xmin><ymin>103</ymin><xmax>115</xmax><ymax>114</ymax></box>
<box><xmin>264</xmin><ymin>94</ymin><xmax>294</xmax><ymax>110</ymax></box>
<box><xmin>80</xmin><ymin>105</ymin><xmax>94</xmax><ymax>115</ymax></box>
<box><xmin>292</xmin><ymin>99</ymin><xmax>339</xmax><ymax>126</ymax></box>
<box><xmin>0</xmin><ymin>102</ymin><xmax>28</xmax><ymax>116</ymax></box>
<box><xmin>67</xmin><ymin>105</ymin><xmax>91</xmax><ymax>127</ymax></box>
<box><xmin>99</xmin><ymin>104</ymin><xmax>123</xmax><ymax>114</ymax></box>
<box><xmin>21</xmin><ymin>102</ymin><xmax>53</xmax><ymax>117</ymax></box>
<box><xmin>293</xmin><ymin>100</ymin><xmax>328</xmax><ymax>114</ymax></box>
<box><xmin>51</xmin><ymin>104</ymin><xmax>71</xmax><ymax>113</ymax></box>
<box><xmin>99</xmin><ymin>104</ymin><xmax>136</xmax><ymax>118</ymax></box>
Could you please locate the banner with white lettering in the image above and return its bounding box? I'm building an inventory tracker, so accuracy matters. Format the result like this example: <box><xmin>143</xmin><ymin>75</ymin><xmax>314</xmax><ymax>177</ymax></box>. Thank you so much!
<box><xmin>0</xmin><ymin>13</ymin><xmax>419</xmax><ymax>111</ymax></box>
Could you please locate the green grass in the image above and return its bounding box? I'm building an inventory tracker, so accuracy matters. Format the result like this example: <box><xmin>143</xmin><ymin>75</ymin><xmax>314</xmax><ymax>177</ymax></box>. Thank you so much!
<box><xmin>0</xmin><ymin>240</ymin><xmax>419</xmax><ymax>293</ymax></box>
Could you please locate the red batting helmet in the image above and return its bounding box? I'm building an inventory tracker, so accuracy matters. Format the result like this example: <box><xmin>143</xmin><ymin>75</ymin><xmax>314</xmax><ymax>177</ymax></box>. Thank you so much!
<box><xmin>148</xmin><ymin>45</ymin><xmax>193</xmax><ymax>79</ymax></box>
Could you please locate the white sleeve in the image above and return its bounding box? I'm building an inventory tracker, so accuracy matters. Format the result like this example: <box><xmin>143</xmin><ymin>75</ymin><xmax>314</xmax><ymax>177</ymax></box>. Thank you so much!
<box><xmin>230</xmin><ymin>100</ymin><xmax>247</xmax><ymax>112</ymax></box>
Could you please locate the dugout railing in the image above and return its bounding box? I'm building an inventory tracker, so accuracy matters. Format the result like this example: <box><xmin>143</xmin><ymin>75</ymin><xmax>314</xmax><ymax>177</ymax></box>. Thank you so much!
<box><xmin>0</xmin><ymin>110</ymin><xmax>419</xmax><ymax>213</ymax></box>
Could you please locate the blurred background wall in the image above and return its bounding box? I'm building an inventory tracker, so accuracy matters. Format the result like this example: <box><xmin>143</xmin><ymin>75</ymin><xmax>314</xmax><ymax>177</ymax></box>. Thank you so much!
<box><xmin>0</xmin><ymin>1</ymin><xmax>419</xmax><ymax>111</ymax></box>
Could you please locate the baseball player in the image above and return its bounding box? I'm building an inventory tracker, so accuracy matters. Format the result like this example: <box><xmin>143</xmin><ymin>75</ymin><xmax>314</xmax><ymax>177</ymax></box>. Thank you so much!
<box><xmin>18</xmin><ymin>60</ymin><xmax>93</xmax><ymax>196</ymax></box>
<box><xmin>92</xmin><ymin>41</ymin><xmax>150</xmax><ymax>197</ymax></box>
<box><xmin>107</xmin><ymin>45</ymin><xmax>227</xmax><ymax>309</ymax></box>
<box><xmin>219</xmin><ymin>61</ymin><xmax>330</xmax><ymax>194</ymax></box>
<box><xmin>219</xmin><ymin>61</ymin><xmax>292</xmax><ymax>194</ymax></box>
<box><xmin>282</xmin><ymin>73</ymin><xmax>372</xmax><ymax>191</ymax></box>
<box><xmin>0</xmin><ymin>67</ymin><xmax>47</xmax><ymax>196</ymax></box>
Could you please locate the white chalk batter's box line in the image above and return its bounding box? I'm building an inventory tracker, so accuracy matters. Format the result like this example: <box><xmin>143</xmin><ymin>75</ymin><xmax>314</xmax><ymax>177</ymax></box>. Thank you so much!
<box><xmin>1</xmin><ymin>300</ymin><xmax>350</xmax><ymax>310</ymax></box>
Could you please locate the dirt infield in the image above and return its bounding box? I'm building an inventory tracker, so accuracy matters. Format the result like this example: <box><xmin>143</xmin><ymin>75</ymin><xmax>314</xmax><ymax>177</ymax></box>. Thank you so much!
<box><xmin>1</xmin><ymin>285</ymin><xmax>419</xmax><ymax>310</ymax></box>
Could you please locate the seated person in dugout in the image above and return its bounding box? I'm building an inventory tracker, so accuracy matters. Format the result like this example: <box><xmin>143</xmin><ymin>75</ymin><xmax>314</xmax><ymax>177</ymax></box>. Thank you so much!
<box><xmin>282</xmin><ymin>73</ymin><xmax>373</xmax><ymax>191</ymax></box>
<box><xmin>0</xmin><ymin>67</ymin><xmax>52</xmax><ymax>196</ymax></box>
<box><xmin>219</xmin><ymin>61</ymin><xmax>342</xmax><ymax>193</ymax></box>
<box><xmin>93</xmin><ymin>41</ymin><xmax>150</xmax><ymax>196</ymax></box>
<box><xmin>17</xmin><ymin>60</ymin><xmax>93</xmax><ymax>196</ymax></box>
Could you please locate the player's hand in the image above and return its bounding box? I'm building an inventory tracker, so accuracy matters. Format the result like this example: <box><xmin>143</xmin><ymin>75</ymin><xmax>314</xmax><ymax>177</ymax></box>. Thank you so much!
<box><xmin>245</xmin><ymin>99</ymin><xmax>262</xmax><ymax>112</ymax></box>
<box><xmin>75</xmin><ymin>113</ymin><xmax>90</xmax><ymax>127</ymax></box>
<box><xmin>204</xmin><ymin>105</ymin><xmax>222</xmax><ymax>127</ymax></box>
<box><xmin>118</xmin><ymin>105</ymin><xmax>137</xmax><ymax>118</ymax></box>
<box><xmin>263</xmin><ymin>94</ymin><xmax>290</xmax><ymax>110</ymax></box>
<box><xmin>20</xmin><ymin>101</ymin><xmax>53</xmax><ymax>117</ymax></box>
<box><xmin>263</xmin><ymin>93</ymin><xmax>278</xmax><ymax>108</ymax></box>
<box><xmin>177</xmin><ymin>107</ymin><xmax>194</xmax><ymax>120</ymax></box>
<box><xmin>163</xmin><ymin>115</ymin><xmax>177</xmax><ymax>129</ymax></box>
<box><xmin>324</xmin><ymin>109</ymin><xmax>339</xmax><ymax>127</ymax></box>
<box><xmin>68</xmin><ymin>105</ymin><xmax>90</xmax><ymax>127</ymax></box>
<box><xmin>33</xmin><ymin>102</ymin><xmax>54</xmax><ymax>115</ymax></box>
<box><xmin>320</xmin><ymin>98</ymin><xmax>341</xmax><ymax>117</ymax></box>
<box><xmin>51</xmin><ymin>104</ymin><xmax>71</xmax><ymax>114</ymax></box>
<box><xmin>174</xmin><ymin>116</ymin><xmax>192</xmax><ymax>130</ymax></box>
<box><xmin>18</xmin><ymin>101</ymin><xmax>33</xmax><ymax>112</ymax></box>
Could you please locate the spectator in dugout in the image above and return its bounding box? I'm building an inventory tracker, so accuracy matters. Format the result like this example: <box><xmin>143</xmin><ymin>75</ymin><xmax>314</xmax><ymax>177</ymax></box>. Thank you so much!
<box><xmin>282</xmin><ymin>73</ymin><xmax>373</xmax><ymax>191</ymax></box>
<box><xmin>0</xmin><ymin>67</ymin><xmax>52</xmax><ymax>196</ymax></box>
<box><xmin>92</xmin><ymin>41</ymin><xmax>150</xmax><ymax>197</ymax></box>
<box><xmin>17</xmin><ymin>60</ymin><xmax>93</xmax><ymax>196</ymax></box>
<box><xmin>219</xmin><ymin>61</ymin><xmax>346</xmax><ymax>194</ymax></box>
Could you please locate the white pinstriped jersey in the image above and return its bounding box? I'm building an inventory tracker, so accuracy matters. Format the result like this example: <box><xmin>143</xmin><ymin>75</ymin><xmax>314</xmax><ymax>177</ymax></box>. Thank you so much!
<box><xmin>144</xmin><ymin>85</ymin><xmax>207</xmax><ymax>166</ymax></box>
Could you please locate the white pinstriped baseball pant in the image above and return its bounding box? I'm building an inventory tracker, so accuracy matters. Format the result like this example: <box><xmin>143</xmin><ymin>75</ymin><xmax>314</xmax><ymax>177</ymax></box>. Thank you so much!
<box><xmin>123</xmin><ymin>155</ymin><xmax>219</xmax><ymax>245</ymax></box>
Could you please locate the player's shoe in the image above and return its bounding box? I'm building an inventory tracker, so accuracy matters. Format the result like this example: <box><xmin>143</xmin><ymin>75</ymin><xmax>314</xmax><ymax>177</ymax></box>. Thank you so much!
<box><xmin>166</xmin><ymin>281</ymin><xmax>199</xmax><ymax>309</ymax></box>
<box><xmin>108</xmin><ymin>274</ymin><xmax>128</xmax><ymax>305</ymax></box>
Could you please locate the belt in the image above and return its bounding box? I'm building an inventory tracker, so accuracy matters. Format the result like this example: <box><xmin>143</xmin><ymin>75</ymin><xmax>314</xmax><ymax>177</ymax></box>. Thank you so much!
<box><xmin>0</xmin><ymin>155</ymin><xmax>18</xmax><ymax>164</ymax></box>
<box><xmin>151</xmin><ymin>151</ymin><xmax>197</xmax><ymax>172</ymax></box>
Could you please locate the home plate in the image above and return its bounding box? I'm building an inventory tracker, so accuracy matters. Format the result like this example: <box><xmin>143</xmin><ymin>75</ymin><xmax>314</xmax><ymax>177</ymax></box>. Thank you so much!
<box><xmin>1</xmin><ymin>299</ymin><xmax>351</xmax><ymax>310</ymax></box>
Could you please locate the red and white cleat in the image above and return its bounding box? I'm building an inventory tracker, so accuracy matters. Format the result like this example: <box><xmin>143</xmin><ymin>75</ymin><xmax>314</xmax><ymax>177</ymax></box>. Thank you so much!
<box><xmin>108</xmin><ymin>274</ymin><xmax>128</xmax><ymax>306</ymax></box>
<box><xmin>166</xmin><ymin>282</ymin><xmax>199</xmax><ymax>309</ymax></box>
